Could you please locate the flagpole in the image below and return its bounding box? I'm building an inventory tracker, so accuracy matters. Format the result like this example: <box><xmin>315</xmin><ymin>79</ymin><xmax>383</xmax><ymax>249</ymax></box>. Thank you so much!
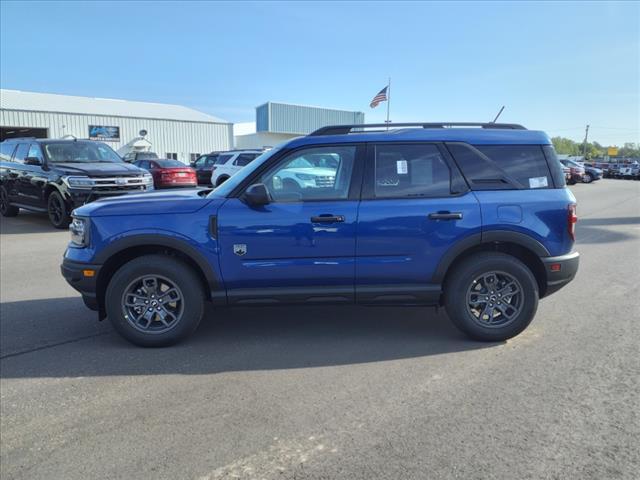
<box><xmin>386</xmin><ymin>77</ymin><xmax>391</xmax><ymax>130</ymax></box>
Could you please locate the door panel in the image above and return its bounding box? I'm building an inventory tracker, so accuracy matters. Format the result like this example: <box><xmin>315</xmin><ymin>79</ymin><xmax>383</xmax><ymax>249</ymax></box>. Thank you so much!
<box><xmin>356</xmin><ymin>194</ymin><xmax>481</xmax><ymax>285</ymax></box>
<box><xmin>13</xmin><ymin>143</ymin><xmax>42</xmax><ymax>205</ymax></box>
<box><xmin>217</xmin><ymin>198</ymin><xmax>358</xmax><ymax>291</ymax></box>
<box><xmin>216</xmin><ymin>144</ymin><xmax>363</xmax><ymax>301</ymax></box>
<box><xmin>355</xmin><ymin>142</ymin><xmax>481</xmax><ymax>301</ymax></box>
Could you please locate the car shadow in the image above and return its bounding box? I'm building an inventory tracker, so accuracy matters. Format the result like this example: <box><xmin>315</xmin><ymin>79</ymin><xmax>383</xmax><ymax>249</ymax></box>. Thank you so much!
<box><xmin>575</xmin><ymin>216</ymin><xmax>639</xmax><ymax>244</ymax></box>
<box><xmin>0</xmin><ymin>297</ymin><xmax>500</xmax><ymax>379</ymax></box>
<box><xmin>0</xmin><ymin>211</ymin><xmax>58</xmax><ymax>235</ymax></box>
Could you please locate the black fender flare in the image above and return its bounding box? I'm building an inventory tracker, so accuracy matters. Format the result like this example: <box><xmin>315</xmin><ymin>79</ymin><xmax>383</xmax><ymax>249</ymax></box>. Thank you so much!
<box><xmin>94</xmin><ymin>234</ymin><xmax>222</xmax><ymax>298</ymax></box>
<box><xmin>431</xmin><ymin>230</ymin><xmax>550</xmax><ymax>284</ymax></box>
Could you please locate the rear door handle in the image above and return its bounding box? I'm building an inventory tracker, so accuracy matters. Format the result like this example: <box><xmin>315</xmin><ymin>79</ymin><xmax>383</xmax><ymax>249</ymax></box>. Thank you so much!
<box><xmin>311</xmin><ymin>215</ymin><xmax>345</xmax><ymax>223</ymax></box>
<box><xmin>428</xmin><ymin>212</ymin><xmax>463</xmax><ymax>220</ymax></box>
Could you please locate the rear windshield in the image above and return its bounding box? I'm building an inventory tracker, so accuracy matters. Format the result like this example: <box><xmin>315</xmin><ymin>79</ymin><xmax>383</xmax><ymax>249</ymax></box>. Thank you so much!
<box><xmin>155</xmin><ymin>159</ymin><xmax>186</xmax><ymax>168</ymax></box>
<box><xmin>446</xmin><ymin>143</ymin><xmax>556</xmax><ymax>189</ymax></box>
<box><xmin>137</xmin><ymin>152</ymin><xmax>158</xmax><ymax>160</ymax></box>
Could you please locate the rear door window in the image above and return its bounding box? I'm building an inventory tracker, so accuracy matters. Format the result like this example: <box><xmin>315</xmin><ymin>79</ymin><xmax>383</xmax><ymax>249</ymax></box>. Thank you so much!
<box><xmin>373</xmin><ymin>144</ymin><xmax>451</xmax><ymax>198</ymax></box>
<box><xmin>234</xmin><ymin>153</ymin><xmax>258</xmax><ymax>167</ymax></box>
<box><xmin>447</xmin><ymin>143</ymin><xmax>553</xmax><ymax>189</ymax></box>
<box><xmin>214</xmin><ymin>154</ymin><xmax>234</xmax><ymax>166</ymax></box>
<box><xmin>0</xmin><ymin>143</ymin><xmax>16</xmax><ymax>161</ymax></box>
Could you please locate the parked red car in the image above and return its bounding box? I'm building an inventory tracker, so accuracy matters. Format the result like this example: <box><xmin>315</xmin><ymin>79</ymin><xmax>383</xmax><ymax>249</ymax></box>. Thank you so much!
<box><xmin>133</xmin><ymin>159</ymin><xmax>197</xmax><ymax>189</ymax></box>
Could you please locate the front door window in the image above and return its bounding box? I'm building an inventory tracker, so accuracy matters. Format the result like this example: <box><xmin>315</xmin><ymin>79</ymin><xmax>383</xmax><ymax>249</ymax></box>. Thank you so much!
<box><xmin>259</xmin><ymin>145</ymin><xmax>356</xmax><ymax>202</ymax></box>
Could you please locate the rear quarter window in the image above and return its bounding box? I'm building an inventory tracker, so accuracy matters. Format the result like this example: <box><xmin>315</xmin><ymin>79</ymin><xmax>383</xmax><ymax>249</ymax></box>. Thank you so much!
<box><xmin>447</xmin><ymin>143</ymin><xmax>556</xmax><ymax>190</ymax></box>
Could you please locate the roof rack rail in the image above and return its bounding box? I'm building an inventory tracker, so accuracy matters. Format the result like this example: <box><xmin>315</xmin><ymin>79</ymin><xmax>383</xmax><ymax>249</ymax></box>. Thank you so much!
<box><xmin>309</xmin><ymin>122</ymin><xmax>527</xmax><ymax>136</ymax></box>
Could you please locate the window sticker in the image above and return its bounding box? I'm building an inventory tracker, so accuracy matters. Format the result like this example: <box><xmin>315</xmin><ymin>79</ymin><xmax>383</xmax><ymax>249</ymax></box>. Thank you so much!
<box><xmin>396</xmin><ymin>160</ymin><xmax>408</xmax><ymax>174</ymax></box>
<box><xmin>529</xmin><ymin>176</ymin><xmax>548</xmax><ymax>188</ymax></box>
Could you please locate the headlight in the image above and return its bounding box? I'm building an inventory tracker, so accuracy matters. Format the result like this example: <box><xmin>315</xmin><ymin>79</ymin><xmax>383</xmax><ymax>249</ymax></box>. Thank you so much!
<box><xmin>143</xmin><ymin>174</ymin><xmax>154</xmax><ymax>190</ymax></box>
<box><xmin>70</xmin><ymin>217</ymin><xmax>89</xmax><ymax>247</ymax></box>
<box><xmin>62</xmin><ymin>176</ymin><xmax>95</xmax><ymax>189</ymax></box>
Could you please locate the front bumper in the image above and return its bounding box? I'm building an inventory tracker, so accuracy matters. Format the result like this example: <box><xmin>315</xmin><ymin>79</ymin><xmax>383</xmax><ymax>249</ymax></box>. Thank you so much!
<box><xmin>541</xmin><ymin>251</ymin><xmax>580</xmax><ymax>297</ymax></box>
<box><xmin>67</xmin><ymin>186</ymin><xmax>153</xmax><ymax>207</ymax></box>
<box><xmin>61</xmin><ymin>258</ymin><xmax>102</xmax><ymax>311</ymax></box>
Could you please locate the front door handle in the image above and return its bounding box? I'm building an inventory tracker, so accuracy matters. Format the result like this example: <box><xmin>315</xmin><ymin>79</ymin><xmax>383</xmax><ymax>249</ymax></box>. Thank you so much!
<box><xmin>428</xmin><ymin>212</ymin><xmax>463</xmax><ymax>220</ymax></box>
<box><xmin>311</xmin><ymin>214</ymin><xmax>345</xmax><ymax>223</ymax></box>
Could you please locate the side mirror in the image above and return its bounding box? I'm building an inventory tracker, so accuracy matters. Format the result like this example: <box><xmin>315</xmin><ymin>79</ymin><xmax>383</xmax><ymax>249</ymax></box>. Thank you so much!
<box><xmin>24</xmin><ymin>157</ymin><xmax>43</xmax><ymax>166</ymax></box>
<box><xmin>242</xmin><ymin>183</ymin><xmax>271</xmax><ymax>206</ymax></box>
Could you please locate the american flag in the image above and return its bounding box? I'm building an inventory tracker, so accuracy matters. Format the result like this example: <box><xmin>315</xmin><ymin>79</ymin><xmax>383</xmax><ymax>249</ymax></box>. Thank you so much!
<box><xmin>369</xmin><ymin>86</ymin><xmax>388</xmax><ymax>108</ymax></box>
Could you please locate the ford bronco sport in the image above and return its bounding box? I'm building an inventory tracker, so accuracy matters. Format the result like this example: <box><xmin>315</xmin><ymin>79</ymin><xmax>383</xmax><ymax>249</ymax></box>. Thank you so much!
<box><xmin>61</xmin><ymin>122</ymin><xmax>579</xmax><ymax>347</ymax></box>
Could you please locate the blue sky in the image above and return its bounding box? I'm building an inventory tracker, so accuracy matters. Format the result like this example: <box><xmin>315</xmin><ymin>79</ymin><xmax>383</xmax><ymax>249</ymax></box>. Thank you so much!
<box><xmin>1</xmin><ymin>1</ymin><xmax>638</xmax><ymax>145</ymax></box>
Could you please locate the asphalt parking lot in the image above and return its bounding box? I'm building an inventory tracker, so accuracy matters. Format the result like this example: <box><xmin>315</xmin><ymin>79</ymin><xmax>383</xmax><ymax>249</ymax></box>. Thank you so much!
<box><xmin>1</xmin><ymin>179</ymin><xmax>639</xmax><ymax>479</ymax></box>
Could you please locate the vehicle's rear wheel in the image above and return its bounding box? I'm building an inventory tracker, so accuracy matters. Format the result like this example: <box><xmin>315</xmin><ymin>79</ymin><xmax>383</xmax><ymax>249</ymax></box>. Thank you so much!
<box><xmin>47</xmin><ymin>191</ymin><xmax>71</xmax><ymax>228</ymax></box>
<box><xmin>0</xmin><ymin>186</ymin><xmax>19</xmax><ymax>217</ymax></box>
<box><xmin>215</xmin><ymin>176</ymin><xmax>229</xmax><ymax>187</ymax></box>
<box><xmin>105</xmin><ymin>255</ymin><xmax>205</xmax><ymax>347</ymax></box>
<box><xmin>444</xmin><ymin>252</ymin><xmax>539</xmax><ymax>341</ymax></box>
<box><xmin>582</xmin><ymin>173</ymin><xmax>593</xmax><ymax>183</ymax></box>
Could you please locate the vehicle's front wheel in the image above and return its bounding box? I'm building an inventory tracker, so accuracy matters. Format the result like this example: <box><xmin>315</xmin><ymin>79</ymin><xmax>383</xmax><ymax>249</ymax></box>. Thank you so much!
<box><xmin>582</xmin><ymin>173</ymin><xmax>593</xmax><ymax>183</ymax></box>
<box><xmin>215</xmin><ymin>176</ymin><xmax>229</xmax><ymax>187</ymax></box>
<box><xmin>47</xmin><ymin>191</ymin><xmax>71</xmax><ymax>228</ymax></box>
<box><xmin>0</xmin><ymin>186</ymin><xmax>19</xmax><ymax>217</ymax></box>
<box><xmin>105</xmin><ymin>255</ymin><xmax>205</xmax><ymax>347</ymax></box>
<box><xmin>444</xmin><ymin>252</ymin><xmax>539</xmax><ymax>342</ymax></box>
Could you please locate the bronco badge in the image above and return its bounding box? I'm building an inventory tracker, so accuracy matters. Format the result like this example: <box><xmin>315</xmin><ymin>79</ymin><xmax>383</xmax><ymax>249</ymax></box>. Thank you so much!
<box><xmin>233</xmin><ymin>244</ymin><xmax>247</xmax><ymax>256</ymax></box>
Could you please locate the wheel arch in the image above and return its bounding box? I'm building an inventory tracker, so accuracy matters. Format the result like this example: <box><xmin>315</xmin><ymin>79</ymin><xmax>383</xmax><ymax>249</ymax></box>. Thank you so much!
<box><xmin>94</xmin><ymin>235</ymin><xmax>223</xmax><ymax>318</ymax></box>
<box><xmin>433</xmin><ymin>231</ymin><xmax>549</xmax><ymax>299</ymax></box>
<box><xmin>215</xmin><ymin>175</ymin><xmax>230</xmax><ymax>186</ymax></box>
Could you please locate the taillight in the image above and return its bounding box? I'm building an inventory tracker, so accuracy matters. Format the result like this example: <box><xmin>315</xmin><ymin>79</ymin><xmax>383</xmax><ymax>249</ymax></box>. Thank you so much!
<box><xmin>568</xmin><ymin>204</ymin><xmax>577</xmax><ymax>241</ymax></box>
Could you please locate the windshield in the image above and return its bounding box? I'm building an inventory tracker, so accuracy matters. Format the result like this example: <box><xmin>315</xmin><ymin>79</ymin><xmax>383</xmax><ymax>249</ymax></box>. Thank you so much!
<box><xmin>208</xmin><ymin>147</ymin><xmax>283</xmax><ymax>198</ymax></box>
<box><xmin>44</xmin><ymin>142</ymin><xmax>123</xmax><ymax>163</ymax></box>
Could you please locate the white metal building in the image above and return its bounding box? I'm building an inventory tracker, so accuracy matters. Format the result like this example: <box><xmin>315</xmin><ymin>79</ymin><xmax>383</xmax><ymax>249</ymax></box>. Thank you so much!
<box><xmin>0</xmin><ymin>89</ymin><xmax>233</xmax><ymax>163</ymax></box>
<box><xmin>235</xmin><ymin>101</ymin><xmax>365</xmax><ymax>149</ymax></box>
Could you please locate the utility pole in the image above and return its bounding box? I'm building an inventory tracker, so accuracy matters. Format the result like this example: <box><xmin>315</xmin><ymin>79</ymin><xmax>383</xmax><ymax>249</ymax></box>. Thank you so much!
<box><xmin>582</xmin><ymin>125</ymin><xmax>590</xmax><ymax>159</ymax></box>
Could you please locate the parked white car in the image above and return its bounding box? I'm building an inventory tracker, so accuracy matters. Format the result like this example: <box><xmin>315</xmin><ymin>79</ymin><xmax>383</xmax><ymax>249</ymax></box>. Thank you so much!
<box><xmin>211</xmin><ymin>150</ymin><xmax>263</xmax><ymax>186</ymax></box>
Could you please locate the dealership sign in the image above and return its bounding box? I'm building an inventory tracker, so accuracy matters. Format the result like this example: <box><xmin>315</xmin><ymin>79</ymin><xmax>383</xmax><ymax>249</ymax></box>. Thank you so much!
<box><xmin>88</xmin><ymin>125</ymin><xmax>120</xmax><ymax>141</ymax></box>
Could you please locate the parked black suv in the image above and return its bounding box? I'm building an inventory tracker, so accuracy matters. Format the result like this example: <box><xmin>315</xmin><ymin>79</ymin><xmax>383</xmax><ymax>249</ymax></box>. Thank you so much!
<box><xmin>0</xmin><ymin>138</ymin><xmax>154</xmax><ymax>228</ymax></box>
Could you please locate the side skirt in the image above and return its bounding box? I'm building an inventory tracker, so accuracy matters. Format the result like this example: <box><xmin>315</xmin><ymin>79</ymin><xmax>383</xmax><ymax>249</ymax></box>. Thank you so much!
<box><xmin>224</xmin><ymin>284</ymin><xmax>442</xmax><ymax>306</ymax></box>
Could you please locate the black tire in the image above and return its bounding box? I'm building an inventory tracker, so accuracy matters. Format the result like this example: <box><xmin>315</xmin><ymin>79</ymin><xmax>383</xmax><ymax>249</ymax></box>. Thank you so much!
<box><xmin>567</xmin><ymin>177</ymin><xmax>576</xmax><ymax>185</ymax></box>
<box><xmin>444</xmin><ymin>252</ymin><xmax>539</xmax><ymax>342</ymax></box>
<box><xmin>47</xmin><ymin>191</ymin><xmax>71</xmax><ymax>229</ymax></box>
<box><xmin>0</xmin><ymin>186</ymin><xmax>19</xmax><ymax>217</ymax></box>
<box><xmin>105</xmin><ymin>255</ymin><xmax>205</xmax><ymax>347</ymax></box>
<box><xmin>582</xmin><ymin>173</ymin><xmax>594</xmax><ymax>184</ymax></box>
<box><xmin>215</xmin><ymin>176</ymin><xmax>229</xmax><ymax>187</ymax></box>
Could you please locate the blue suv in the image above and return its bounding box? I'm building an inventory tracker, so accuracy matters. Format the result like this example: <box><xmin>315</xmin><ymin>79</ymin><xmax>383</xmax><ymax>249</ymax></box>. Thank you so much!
<box><xmin>61</xmin><ymin>122</ymin><xmax>579</xmax><ymax>347</ymax></box>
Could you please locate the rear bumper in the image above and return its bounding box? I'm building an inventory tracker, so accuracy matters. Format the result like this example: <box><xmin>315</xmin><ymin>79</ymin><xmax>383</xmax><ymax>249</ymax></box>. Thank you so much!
<box><xmin>541</xmin><ymin>251</ymin><xmax>580</xmax><ymax>297</ymax></box>
<box><xmin>61</xmin><ymin>258</ymin><xmax>101</xmax><ymax>310</ymax></box>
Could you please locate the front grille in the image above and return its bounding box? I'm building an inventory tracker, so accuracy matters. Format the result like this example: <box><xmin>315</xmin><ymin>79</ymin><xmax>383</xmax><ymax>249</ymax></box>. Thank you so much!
<box><xmin>314</xmin><ymin>175</ymin><xmax>335</xmax><ymax>187</ymax></box>
<box><xmin>91</xmin><ymin>176</ymin><xmax>151</xmax><ymax>191</ymax></box>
